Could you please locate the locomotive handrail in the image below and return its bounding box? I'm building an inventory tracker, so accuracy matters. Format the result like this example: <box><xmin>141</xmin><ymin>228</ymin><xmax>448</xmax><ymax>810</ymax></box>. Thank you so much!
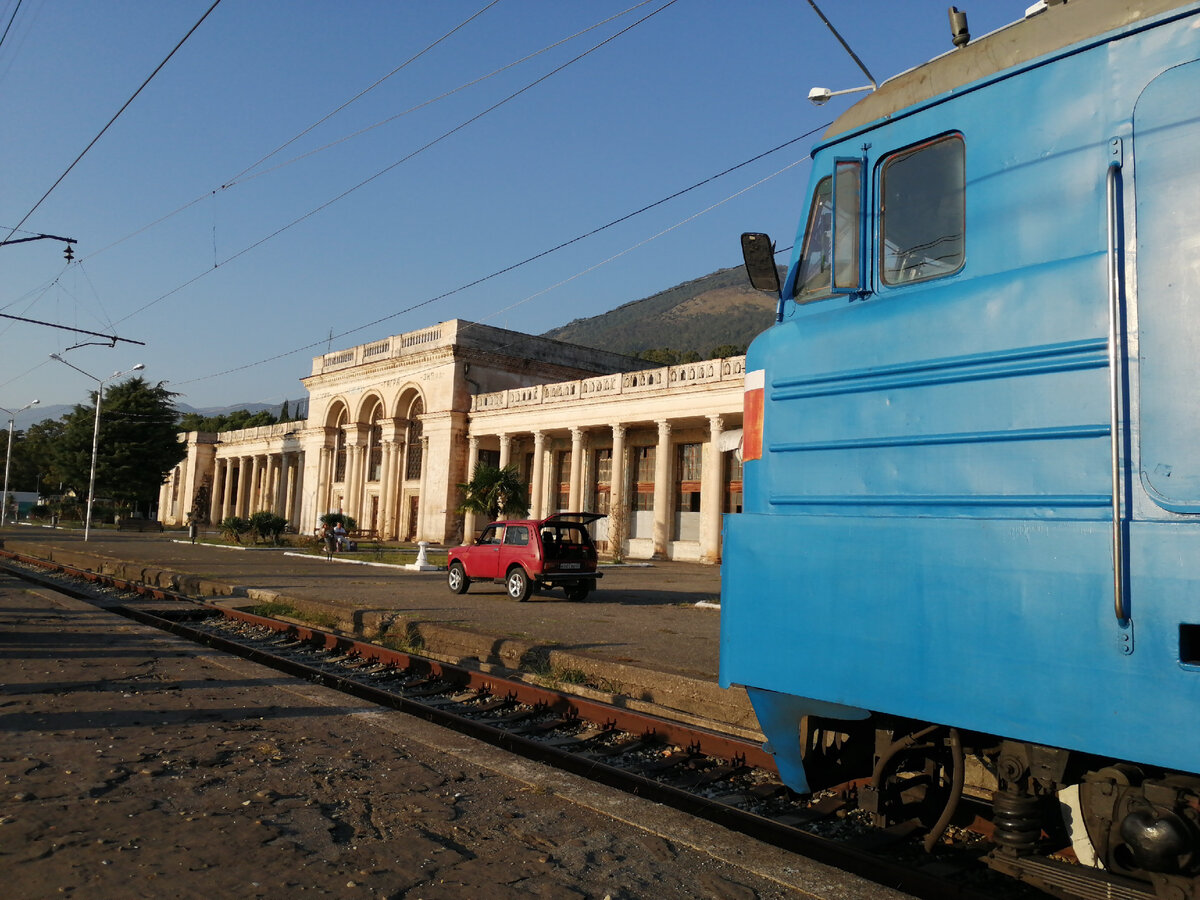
<box><xmin>1106</xmin><ymin>152</ymin><xmax>1128</xmax><ymax>623</ymax></box>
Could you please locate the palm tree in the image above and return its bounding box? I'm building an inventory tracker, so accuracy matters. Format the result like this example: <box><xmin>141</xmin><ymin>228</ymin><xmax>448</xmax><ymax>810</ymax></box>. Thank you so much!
<box><xmin>457</xmin><ymin>463</ymin><xmax>527</xmax><ymax>521</ymax></box>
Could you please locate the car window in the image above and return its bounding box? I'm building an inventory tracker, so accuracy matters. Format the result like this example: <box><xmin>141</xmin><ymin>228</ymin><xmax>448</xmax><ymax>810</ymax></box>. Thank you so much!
<box><xmin>503</xmin><ymin>525</ymin><xmax>529</xmax><ymax>546</ymax></box>
<box><xmin>478</xmin><ymin>526</ymin><xmax>503</xmax><ymax>545</ymax></box>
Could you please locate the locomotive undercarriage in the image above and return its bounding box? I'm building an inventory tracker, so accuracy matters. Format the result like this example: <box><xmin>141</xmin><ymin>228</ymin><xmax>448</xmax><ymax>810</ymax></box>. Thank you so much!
<box><xmin>800</xmin><ymin>716</ymin><xmax>1200</xmax><ymax>899</ymax></box>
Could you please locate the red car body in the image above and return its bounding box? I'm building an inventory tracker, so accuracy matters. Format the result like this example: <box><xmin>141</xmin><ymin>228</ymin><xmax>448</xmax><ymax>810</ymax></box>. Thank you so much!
<box><xmin>446</xmin><ymin>512</ymin><xmax>604</xmax><ymax>601</ymax></box>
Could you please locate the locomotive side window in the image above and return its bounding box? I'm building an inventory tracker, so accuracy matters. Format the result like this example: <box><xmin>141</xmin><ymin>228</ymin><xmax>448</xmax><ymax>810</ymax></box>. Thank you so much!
<box><xmin>793</xmin><ymin>176</ymin><xmax>834</xmax><ymax>302</ymax></box>
<box><xmin>880</xmin><ymin>135</ymin><xmax>965</xmax><ymax>285</ymax></box>
<box><xmin>832</xmin><ymin>159</ymin><xmax>863</xmax><ymax>292</ymax></box>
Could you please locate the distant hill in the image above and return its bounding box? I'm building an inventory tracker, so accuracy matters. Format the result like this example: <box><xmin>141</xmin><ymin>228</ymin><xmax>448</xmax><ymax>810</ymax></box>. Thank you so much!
<box><xmin>542</xmin><ymin>266</ymin><xmax>779</xmax><ymax>359</ymax></box>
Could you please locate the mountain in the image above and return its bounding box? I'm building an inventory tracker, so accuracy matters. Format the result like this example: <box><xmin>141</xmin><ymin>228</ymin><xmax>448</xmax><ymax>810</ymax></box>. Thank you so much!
<box><xmin>541</xmin><ymin>266</ymin><xmax>779</xmax><ymax>359</ymax></box>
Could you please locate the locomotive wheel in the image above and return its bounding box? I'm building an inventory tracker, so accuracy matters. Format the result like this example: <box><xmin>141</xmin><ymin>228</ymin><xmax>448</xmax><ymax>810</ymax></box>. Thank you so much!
<box><xmin>505</xmin><ymin>567</ymin><xmax>532</xmax><ymax>602</ymax></box>
<box><xmin>866</xmin><ymin>724</ymin><xmax>964</xmax><ymax>851</ymax></box>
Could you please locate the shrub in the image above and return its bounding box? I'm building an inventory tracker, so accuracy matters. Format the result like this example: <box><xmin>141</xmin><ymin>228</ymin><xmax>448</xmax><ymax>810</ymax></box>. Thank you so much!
<box><xmin>219</xmin><ymin>516</ymin><xmax>251</xmax><ymax>543</ymax></box>
<box><xmin>248</xmin><ymin>511</ymin><xmax>288</xmax><ymax>545</ymax></box>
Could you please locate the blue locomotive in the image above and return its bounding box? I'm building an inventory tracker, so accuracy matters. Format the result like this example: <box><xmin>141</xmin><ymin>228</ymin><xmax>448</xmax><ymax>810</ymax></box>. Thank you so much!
<box><xmin>721</xmin><ymin>2</ymin><xmax>1200</xmax><ymax>896</ymax></box>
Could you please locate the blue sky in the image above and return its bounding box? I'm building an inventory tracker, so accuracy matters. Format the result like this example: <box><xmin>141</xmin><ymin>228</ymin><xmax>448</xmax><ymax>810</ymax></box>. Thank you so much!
<box><xmin>0</xmin><ymin>0</ymin><xmax>1018</xmax><ymax>417</ymax></box>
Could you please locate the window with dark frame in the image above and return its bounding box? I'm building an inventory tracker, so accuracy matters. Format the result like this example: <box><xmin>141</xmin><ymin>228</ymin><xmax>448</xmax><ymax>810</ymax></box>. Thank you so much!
<box><xmin>880</xmin><ymin>134</ymin><xmax>965</xmax><ymax>285</ymax></box>
<box><xmin>676</xmin><ymin>443</ymin><xmax>701</xmax><ymax>513</ymax></box>
<box><xmin>633</xmin><ymin>446</ymin><xmax>655</xmax><ymax>511</ymax></box>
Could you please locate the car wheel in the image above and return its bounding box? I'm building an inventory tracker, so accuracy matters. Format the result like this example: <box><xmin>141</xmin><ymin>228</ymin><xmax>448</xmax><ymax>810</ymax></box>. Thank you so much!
<box><xmin>447</xmin><ymin>562</ymin><xmax>470</xmax><ymax>595</ymax></box>
<box><xmin>506</xmin><ymin>566</ymin><xmax>532</xmax><ymax>602</ymax></box>
<box><xmin>563</xmin><ymin>583</ymin><xmax>589</xmax><ymax>601</ymax></box>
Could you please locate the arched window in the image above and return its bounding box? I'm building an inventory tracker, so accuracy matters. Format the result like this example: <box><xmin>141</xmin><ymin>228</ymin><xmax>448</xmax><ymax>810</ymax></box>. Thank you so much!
<box><xmin>405</xmin><ymin>399</ymin><xmax>424</xmax><ymax>480</ymax></box>
<box><xmin>366</xmin><ymin>400</ymin><xmax>384</xmax><ymax>482</ymax></box>
<box><xmin>333</xmin><ymin>408</ymin><xmax>348</xmax><ymax>483</ymax></box>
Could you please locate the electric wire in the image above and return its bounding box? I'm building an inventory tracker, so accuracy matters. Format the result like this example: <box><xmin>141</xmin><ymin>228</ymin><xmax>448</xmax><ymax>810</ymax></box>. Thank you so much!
<box><xmin>73</xmin><ymin>1</ymin><xmax>657</xmax><ymax>266</ymax></box>
<box><xmin>172</xmin><ymin>151</ymin><xmax>811</xmax><ymax>388</ymax></box>
<box><xmin>0</xmin><ymin>0</ymin><xmax>24</xmax><ymax>55</ymax></box>
<box><xmin>227</xmin><ymin>0</ymin><xmax>504</xmax><ymax>185</ymax></box>
<box><xmin>111</xmin><ymin>0</ymin><xmax>682</xmax><ymax>328</ymax></box>
<box><xmin>1</xmin><ymin>0</ymin><xmax>223</xmax><ymax>245</ymax></box>
<box><xmin>224</xmin><ymin>0</ymin><xmax>660</xmax><ymax>190</ymax></box>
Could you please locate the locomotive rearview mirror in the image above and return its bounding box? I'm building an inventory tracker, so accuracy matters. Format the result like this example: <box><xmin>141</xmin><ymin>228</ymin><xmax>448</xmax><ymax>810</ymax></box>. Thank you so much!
<box><xmin>741</xmin><ymin>233</ymin><xmax>781</xmax><ymax>294</ymax></box>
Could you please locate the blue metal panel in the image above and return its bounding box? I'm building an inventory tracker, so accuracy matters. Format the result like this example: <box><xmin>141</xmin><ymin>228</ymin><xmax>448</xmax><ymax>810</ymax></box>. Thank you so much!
<box><xmin>1135</xmin><ymin>59</ymin><xmax>1200</xmax><ymax>510</ymax></box>
<box><xmin>721</xmin><ymin>511</ymin><xmax>1200</xmax><ymax>775</ymax></box>
<box><xmin>723</xmin><ymin>4</ymin><xmax>1200</xmax><ymax>791</ymax></box>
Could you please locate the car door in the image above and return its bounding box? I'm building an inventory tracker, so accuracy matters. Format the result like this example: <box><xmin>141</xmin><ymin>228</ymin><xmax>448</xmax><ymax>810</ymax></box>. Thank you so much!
<box><xmin>469</xmin><ymin>524</ymin><xmax>504</xmax><ymax>580</ymax></box>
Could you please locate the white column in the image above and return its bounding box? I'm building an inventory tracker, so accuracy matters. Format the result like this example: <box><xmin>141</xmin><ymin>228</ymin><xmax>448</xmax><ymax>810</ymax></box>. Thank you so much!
<box><xmin>235</xmin><ymin>456</ymin><xmax>251</xmax><ymax>517</ymax></box>
<box><xmin>463</xmin><ymin>434</ymin><xmax>480</xmax><ymax>542</ymax></box>
<box><xmin>700</xmin><ymin>415</ymin><xmax>724</xmax><ymax>564</ymax></box>
<box><xmin>568</xmin><ymin>427</ymin><xmax>584</xmax><ymax>511</ymax></box>
<box><xmin>284</xmin><ymin>454</ymin><xmax>300</xmax><ymax>526</ymax></box>
<box><xmin>530</xmin><ymin>431</ymin><xmax>545</xmax><ymax>518</ymax></box>
<box><xmin>652</xmin><ymin>420</ymin><xmax>672</xmax><ymax>559</ymax></box>
<box><xmin>211</xmin><ymin>458</ymin><xmax>228</xmax><ymax>524</ymax></box>
<box><xmin>416</xmin><ymin>435</ymin><xmax>430</xmax><ymax>541</ymax></box>
<box><xmin>378</xmin><ymin>440</ymin><xmax>395</xmax><ymax>538</ymax></box>
<box><xmin>317</xmin><ymin>446</ymin><xmax>332</xmax><ymax>521</ymax></box>
<box><xmin>498</xmin><ymin>432</ymin><xmax>511</xmax><ymax>469</ymax></box>
<box><xmin>344</xmin><ymin>433</ymin><xmax>362</xmax><ymax>521</ymax></box>
<box><xmin>610</xmin><ymin>424</ymin><xmax>627</xmax><ymax>557</ymax></box>
<box><xmin>386</xmin><ymin>439</ymin><xmax>404</xmax><ymax>539</ymax></box>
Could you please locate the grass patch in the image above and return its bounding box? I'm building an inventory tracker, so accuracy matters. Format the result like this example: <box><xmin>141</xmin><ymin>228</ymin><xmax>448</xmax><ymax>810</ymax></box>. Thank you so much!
<box><xmin>380</xmin><ymin>621</ymin><xmax>426</xmax><ymax>655</ymax></box>
<box><xmin>250</xmin><ymin>601</ymin><xmax>340</xmax><ymax>631</ymax></box>
<box><xmin>529</xmin><ymin>661</ymin><xmax>590</xmax><ymax>690</ymax></box>
<box><xmin>302</xmin><ymin>547</ymin><xmax>449</xmax><ymax>567</ymax></box>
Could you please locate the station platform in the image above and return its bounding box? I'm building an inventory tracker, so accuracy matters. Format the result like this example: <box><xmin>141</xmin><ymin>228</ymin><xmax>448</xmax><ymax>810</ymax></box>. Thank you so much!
<box><xmin>0</xmin><ymin>528</ymin><xmax>761</xmax><ymax>739</ymax></box>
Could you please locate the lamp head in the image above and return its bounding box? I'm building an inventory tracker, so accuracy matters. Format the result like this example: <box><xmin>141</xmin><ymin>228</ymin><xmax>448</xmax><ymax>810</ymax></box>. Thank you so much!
<box><xmin>807</xmin><ymin>87</ymin><xmax>832</xmax><ymax>106</ymax></box>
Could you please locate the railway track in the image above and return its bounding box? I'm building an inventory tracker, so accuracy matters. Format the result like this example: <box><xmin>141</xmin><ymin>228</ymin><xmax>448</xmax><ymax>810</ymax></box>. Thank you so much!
<box><xmin>0</xmin><ymin>548</ymin><xmax>1036</xmax><ymax>900</ymax></box>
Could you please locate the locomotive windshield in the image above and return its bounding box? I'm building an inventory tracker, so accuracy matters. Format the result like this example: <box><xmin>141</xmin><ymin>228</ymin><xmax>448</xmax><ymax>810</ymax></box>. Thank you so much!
<box><xmin>880</xmin><ymin>135</ymin><xmax>965</xmax><ymax>284</ymax></box>
<box><xmin>793</xmin><ymin>134</ymin><xmax>965</xmax><ymax>301</ymax></box>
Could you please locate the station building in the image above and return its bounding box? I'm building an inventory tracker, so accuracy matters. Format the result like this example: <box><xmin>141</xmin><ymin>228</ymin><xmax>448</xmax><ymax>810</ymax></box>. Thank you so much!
<box><xmin>159</xmin><ymin>319</ymin><xmax>747</xmax><ymax>563</ymax></box>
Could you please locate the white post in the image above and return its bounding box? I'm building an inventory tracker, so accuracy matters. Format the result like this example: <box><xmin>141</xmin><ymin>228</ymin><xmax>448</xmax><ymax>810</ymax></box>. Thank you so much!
<box><xmin>1</xmin><ymin>400</ymin><xmax>39</xmax><ymax>527</ymax></box>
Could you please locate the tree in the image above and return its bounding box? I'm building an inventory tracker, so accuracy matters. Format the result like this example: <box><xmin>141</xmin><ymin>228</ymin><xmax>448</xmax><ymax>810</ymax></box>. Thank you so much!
<box><xmin>6</xmin><ymin>418</ymin><xmax>65</xmax><ymax>496</ymax></box>
<box><xmin>177</xmin><ymin>408</ymin><xmax>278</xmax><ymax>432</ymax></box>
<box><xmin>55</xmin><ymin>377</ymin><xmax>187</xmax><ymax>512</ymax></box>
<box><xmin>708</xmin><ymin>343</ymin><xmax>746</xmax><ymax>359</ymax></box>
<box><xmin>457</xmin><ymin>464</ymin><xmax>527</xmax><ymax>522</ymax></box>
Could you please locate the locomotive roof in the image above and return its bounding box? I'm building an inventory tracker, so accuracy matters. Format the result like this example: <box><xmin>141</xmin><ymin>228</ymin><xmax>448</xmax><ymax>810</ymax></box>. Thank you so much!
<box><xmin>823</xmin><ymin>0</ymin><xmax>1194</xmax><ymax>140</ymax></box>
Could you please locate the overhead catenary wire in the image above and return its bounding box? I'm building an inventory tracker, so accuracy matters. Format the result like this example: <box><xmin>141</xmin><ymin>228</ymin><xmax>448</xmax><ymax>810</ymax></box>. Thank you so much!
<box><xmin>223</xmin><ymin>0</ymin><xmax>661</xmax><ymax>190</ymax></box>
<box><xmin>1</xmin><ymin>0</ymin><xmax>223</xmax><ymax>245</ymax></box>
<box><xmin>0</xmin><ymin>0</ymin><xmax>25</xmax><ymax>56</ymax></box>
<box><xmin>112</xmin><ymin>0</ymin><xmax>683</xmax><ymax>328</ymax></box>
<box><xmin>172</xmin><ymin>149</ymin><xmax>814</xmax><ymax>389</ymax></box>
<box><xmin>72</xmin><ymin>0</ymin><xmax>659</xmax><ymax>266</ymax></box>
<box><xmin>226</xmin><ymin>0</ymin><xmax>505</xmax><ymax>186</ymax></box>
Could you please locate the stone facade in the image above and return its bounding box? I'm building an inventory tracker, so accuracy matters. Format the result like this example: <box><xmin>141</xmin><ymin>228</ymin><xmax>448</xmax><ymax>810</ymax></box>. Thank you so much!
<box><xmin>159</xmin><ymin>319</ymin><xmax>746</xmax><ymax>562</ymax></box>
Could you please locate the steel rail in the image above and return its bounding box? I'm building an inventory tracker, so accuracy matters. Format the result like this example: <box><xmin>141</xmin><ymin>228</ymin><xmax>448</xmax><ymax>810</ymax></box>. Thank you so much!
<box><xmin>2</xmin><ymin>549</ymin><xmax>1004</xmax><ymax>900</ymax></box>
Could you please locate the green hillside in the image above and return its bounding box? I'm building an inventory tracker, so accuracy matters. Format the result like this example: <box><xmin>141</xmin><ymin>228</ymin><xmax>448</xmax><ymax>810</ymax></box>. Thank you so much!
<box><xmin>542</xmin><ymin>266</ymin><xmax>779</xmax><ymax>360</ymax></box>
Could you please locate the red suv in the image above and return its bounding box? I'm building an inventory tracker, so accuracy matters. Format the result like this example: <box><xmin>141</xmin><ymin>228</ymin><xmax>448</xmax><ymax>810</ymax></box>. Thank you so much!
<box><xmin>447</xmin><ymin>513</ymin><xmax>604</xmax><ymax>601</ymax></box>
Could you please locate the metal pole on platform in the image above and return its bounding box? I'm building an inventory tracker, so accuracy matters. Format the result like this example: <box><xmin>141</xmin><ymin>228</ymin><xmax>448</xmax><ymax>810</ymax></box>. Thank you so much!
<box><xmin>50</xmin><ymin>356</ymin><xmax>144</xmax><ymax>541</ymax></box>
<box><xmin>1</xmin><ymin>400</ymin><xmax>39</xmax><ymax>526</ymax></box>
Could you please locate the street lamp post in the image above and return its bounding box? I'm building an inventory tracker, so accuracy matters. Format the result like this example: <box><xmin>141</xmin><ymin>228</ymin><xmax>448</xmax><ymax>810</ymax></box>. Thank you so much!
<box><xmin>49</xmin><ymin>355</ymin><xmax>144</xmax><ymax>541</ymax></box>
<box><xmin>1</xmin><ymin>400</ymin><xmax>40</xmax><ymax>526</ymax></box>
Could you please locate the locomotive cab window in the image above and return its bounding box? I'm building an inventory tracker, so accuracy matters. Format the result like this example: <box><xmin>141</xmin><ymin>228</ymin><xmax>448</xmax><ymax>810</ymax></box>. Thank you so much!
<box><xmin>793</xmin><ymin>176</ymin><xmax>834</xmax><ymax>302</ymax></box>
<box><xmin>880</xmin><ymin>135</ymin><xmax>964</xmax><ymax>285</ymax></box>
<box><xmin>793</xmin><ymin>161</ymin><xmax>864</xmax><ymax>303</ymax></box>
